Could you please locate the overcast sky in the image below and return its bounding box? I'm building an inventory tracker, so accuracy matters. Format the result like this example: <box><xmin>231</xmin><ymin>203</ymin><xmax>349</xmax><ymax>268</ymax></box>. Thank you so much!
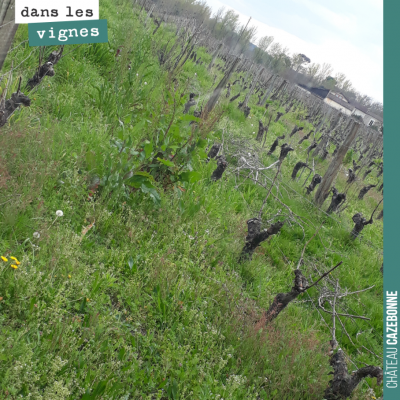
<box><xmin>204</xmin><ymin>0</ymin><xmax>383</xmax><ymax>103</ymax></box>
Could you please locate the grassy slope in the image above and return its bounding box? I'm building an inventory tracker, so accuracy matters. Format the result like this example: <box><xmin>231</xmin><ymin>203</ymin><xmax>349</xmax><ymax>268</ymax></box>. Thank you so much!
<box><xmin>0</xmin><ymin>1</ymin><xmax>383</xmax><ymax>399</ymax></box>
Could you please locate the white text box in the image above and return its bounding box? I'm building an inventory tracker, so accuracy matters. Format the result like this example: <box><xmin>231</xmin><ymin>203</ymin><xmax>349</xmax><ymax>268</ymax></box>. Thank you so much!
<box><xmin>16</xmin><ymin>1</ymin><xmax>99</xmax><ymax>23</ymax></box>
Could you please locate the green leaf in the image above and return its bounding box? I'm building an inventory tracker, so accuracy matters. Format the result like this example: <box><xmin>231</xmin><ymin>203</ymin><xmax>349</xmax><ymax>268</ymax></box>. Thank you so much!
<box><xmin>128</xmin><ymin>256</ymin><xmax>134</xmax><ymax>270</ymax></box>
<box><xmin>131</xmin><ymin>119</ymin><xmax>146</xmax><ymax>135</ymax></box>
<box><xmin>141</xmin><ymin>183</ymin><xmax>161</xmax><ymax>205</ymax></box>
<box><xmin>133</xmin><ymin>171</ymin><xmax>154</xmax><ymax>180</ymax></box>
<box><xmin>157</xmin><ymin>157</ymin><xmax>175</xmax><ymax>167</ymax></box>
<box><xmin>180</xmin><ymin>114</ymin><xmax>200</xmax><ymax>123</ymax></box>
<box><xmin>197</xmin><ymin>139</ymin><xmax>208</xmax><ymax>148</ymax></box>
<box><xmin>126</xmin><ymin>175</ymin><xmax>148</xmax><ymax>188</ymax></box>
<box><xmin>118</xmin><ymin>348</ymin><xmax>126</xmax><ymax>361</ymax></box>
<box><xmin>93</xmin><ymin>381</ymin><xmax>107</xmax><ymax>396</ymax></box>
<box><xmin>144</xmin><ymin>142</ymin><xmax>153</xmax><ymax>158</ymax></box>
<box><xmin>179</xmin><ymin>171</ymin><xmax>202</xmax><ymax>183</ymax></box>
<box><xmin>129</xmin><ymin>149</ymin><xmax>139</xmax><ymax>156</ymax></box>
<box><xmin>85</xmin><ymin>151</ymin><xmax>96</xmax><ymax>171</ymax></box>
<box><xmin>197</xmin><ymin>148</ymin><xmax>208</xmax><ymax>159</ymax></box>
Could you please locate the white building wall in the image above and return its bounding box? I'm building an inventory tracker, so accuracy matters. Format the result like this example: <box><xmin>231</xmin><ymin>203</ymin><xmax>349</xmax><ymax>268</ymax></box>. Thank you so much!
<box><xmin>352</xmin><ymin>109</ymin><xmax>366</xmax><ymax>118</ymax></box>
<box><xmin>352</xmin><ymin>109</ymin><xmax>377</xmax><ymax>126</ymax></box>
<box><xmin>324</xmin><ymin>98</ymin><xmax>352</xmax><ymax>116</ymax></box>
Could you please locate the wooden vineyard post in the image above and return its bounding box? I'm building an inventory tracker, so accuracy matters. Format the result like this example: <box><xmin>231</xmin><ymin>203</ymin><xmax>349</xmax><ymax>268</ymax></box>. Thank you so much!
<box><xmin>204</xmin><ymin>55</ymin><xmax>241</xmax><ymax>115</ymax></box>
<box><xmin>314</xmin><ymin>121</ymin><xmax>360</xmax><ymax>206</ymax></box>
<box><xmin>0</xmin><ymin>0</ymin><xmax>18</xmax><ymax>71</ymax></box>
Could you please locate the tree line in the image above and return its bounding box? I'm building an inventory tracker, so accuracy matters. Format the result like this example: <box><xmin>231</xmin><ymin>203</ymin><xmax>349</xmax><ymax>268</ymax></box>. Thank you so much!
<box><xmin>150</xmin><ymin>0</ymin><xmax>383</xmax><ymax>118</ymax></box>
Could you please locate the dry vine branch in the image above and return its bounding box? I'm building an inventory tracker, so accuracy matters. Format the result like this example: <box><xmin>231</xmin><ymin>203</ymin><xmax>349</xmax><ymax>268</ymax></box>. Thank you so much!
<box><xmin>259</xmin><ymin>262</ymin><xmax>343</xmax><ymax>326</ymax></box>
<box><xmin>296</xmin><ymin>221</ymin><xmax>324</xmax><ymax>269</ymax></box>
<box><xmin>258</xmin><ymin>162</ymin><xmax>282</xmax><ymax>219</ymax></box>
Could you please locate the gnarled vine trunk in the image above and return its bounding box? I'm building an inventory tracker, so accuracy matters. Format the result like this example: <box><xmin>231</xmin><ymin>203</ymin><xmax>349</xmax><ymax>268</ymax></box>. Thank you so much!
<box><xmin>239</xmin><ymin>220</ymin><xmax>284</xmax><ymax>262</ymax></box>
<box><xmin>324</xmin><ymin>349</ymin><xmax>382</xmax><ymax>400</ymax></box>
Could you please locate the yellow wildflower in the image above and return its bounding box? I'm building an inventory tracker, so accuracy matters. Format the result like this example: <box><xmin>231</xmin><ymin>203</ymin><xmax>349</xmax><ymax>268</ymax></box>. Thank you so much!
<box><xmin>1</xmin><ymin>256</ymin><xmax>8</xmax><ymax>262</ymax></box>
<box><xmin>11</xmin><ymin>265</ymin><xmax>18</xmax><ymax>269</ymax></box>
<box><xmin>68</xmin><ymin>274</ymin><xmax>71</xmax><ymax>279</ymax></box>
<box><xmin>16</xmin><ymin>261</ymin><xmax>21</xmax><ymax>265</ymax></box>
<box><xmin>10</xmin><ymin>256</ymin><xmax>18</xmax><ymax>261</ymax></box>
<box><xmin>86</xmin><ymin>298</ymin><xmax>90</xmax><ymax>302</ymax></box>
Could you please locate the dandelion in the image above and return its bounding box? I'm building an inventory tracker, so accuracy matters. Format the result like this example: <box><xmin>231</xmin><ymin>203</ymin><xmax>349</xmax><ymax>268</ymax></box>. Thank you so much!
<box><xmin>144</xmin><ymin>82</ymin><xmax>147</xmax><ymax>85</ymax></box>
<box><xmin>1</xmin><ymin>256</ymin><xmax>8</xmax><ymax>262</ymax></box>
<box><xmin>56</xmin><ymin>210</ymin><xmax>64</xmax><ymax>217</ymax></box>
<box><xmin>33</xmin><ymin>232</ymin><xmax>40</xmax><ymax>239</ymax></box>
<box><xmin>68</xmin><ymin>274</ymin><xmax>71</xmax><ymax>279</ymax></box>
<box><xmin>11</xmin><ymin>265</ymin><xmax>18</xmax><ymax>269</ymax></box>
<box><xmin>86</xmin><ymin>298</ymin><xmax>90</xmax><ymax>302</ymax></box>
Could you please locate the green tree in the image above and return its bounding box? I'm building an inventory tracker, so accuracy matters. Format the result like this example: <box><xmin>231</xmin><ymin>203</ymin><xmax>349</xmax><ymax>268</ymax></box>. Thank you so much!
<box><xmin>254</xmin><ymin>35</ymin><xmax>274</xmax><ymax>63</ymax></box>
<box><xmin>291</xmin><ymin>53</ymin><xmax>311</xmax><ymax>72</ymax></box>
<box><xmin>322</xmin><ymin>76</ymin><xmax>337</xmax><ymax>90</ymax></box>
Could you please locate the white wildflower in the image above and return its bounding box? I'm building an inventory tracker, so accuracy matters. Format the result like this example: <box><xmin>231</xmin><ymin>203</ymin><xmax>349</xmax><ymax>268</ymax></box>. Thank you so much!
<box><xmin>33</xmin><ymin>232</ymin><xmax>40</xmax><ymax>239</ymax></box>
<box><xmin>56</xmin><ymin>210</ymin><xmax>64</xmax><ymax>217</ymax></box>
<box><xmin>144</xmin><ymin>82</ymin><xmax>148</xmax><ymax>85</ymax></box>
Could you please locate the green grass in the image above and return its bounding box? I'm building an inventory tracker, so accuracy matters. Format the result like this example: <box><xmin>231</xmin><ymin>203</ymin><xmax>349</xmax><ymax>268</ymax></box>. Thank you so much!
<box><xmin>0</xmin><ymin>1</ymin><xmax>383</xmax><ymax>399</ymax></box>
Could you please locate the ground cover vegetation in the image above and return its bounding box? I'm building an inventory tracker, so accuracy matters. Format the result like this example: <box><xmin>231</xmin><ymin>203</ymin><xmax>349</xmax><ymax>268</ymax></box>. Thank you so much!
<box><xmin>0</xmin><ymin>1</ymin><xmax>383</xmax><ymax>399</ymax></box>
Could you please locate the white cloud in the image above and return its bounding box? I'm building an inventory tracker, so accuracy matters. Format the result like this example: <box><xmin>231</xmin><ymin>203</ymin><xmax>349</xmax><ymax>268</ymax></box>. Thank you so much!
<box><xmin>205</xmin><ymin>0</ymin><xmax>383</xmax><ymax>102</ymax></box>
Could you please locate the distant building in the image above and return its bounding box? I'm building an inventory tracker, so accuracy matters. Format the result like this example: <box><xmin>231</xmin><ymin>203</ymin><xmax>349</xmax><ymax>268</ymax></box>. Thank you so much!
<box><xmin>324</xmin><ymin>91</ymin><xmax>353</xmax><ymax>116</ymax></box>
<box><xmin>295</xmin><ymin>84</ymin><xmax>383</xmax><ymax>128</ymax></box>
<box><xmin>297</xmin><ymin>84</ymin><xmax>329</xmax><ymax>100</ymax></box>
